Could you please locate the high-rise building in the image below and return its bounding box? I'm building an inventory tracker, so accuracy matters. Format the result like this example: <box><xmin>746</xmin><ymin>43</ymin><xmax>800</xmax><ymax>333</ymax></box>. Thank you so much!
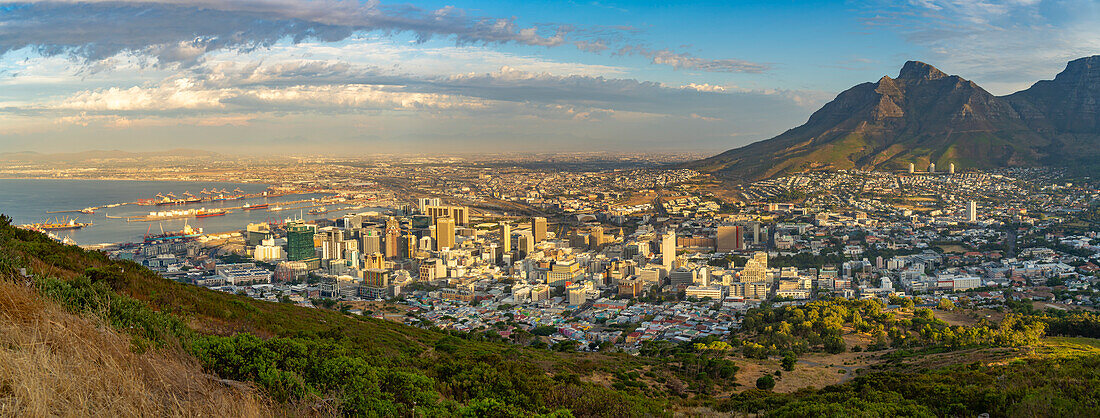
<box><xmin>661</xmin><ymin>229</ymin><xmax>676</xmax><ymax>269</ymax></box>
<box><xmin>361</xmin><ymin>268</ymin><xmax>390</xmax><ymax>299</ymax></box>
<box><xmin>948</xmin><ymin>162</ymin><xmax>956</xmax><ymax>174</ymax></box>
<box><xmin>424</xmin><ymin>205</ymin><xmax>469</xmax><ymax>225</ymax></box>
<box><xmin>589</xmin><ymin>226</ymin><xmax>604</xmax><ymax>249</ymax></box>
<box><xmin>418</xmin><ymin>197</ymin><xmax>442</xmax><ymax>212</ymax></box>
<box><xmin>908</xmin><ymin>162</ymin><xmax>915</xmax><ymax>174</ymax></box>
<box><xmin>752</xmin><ymin>222</ymin><xmax>763</xmax><ymax>245</ymax></box>
<box><xmin>286</xmin><ymin>222</ymin><xmax>317</xmax><ymax>261</ymax></box>
<box><xmin>435</xmin><ymin>216</ymin><xmax>456</xmax><ymax>250</ymax></box>
<box><xmin>384</xmin><ymin>225</ymin><xmax>401</xmax><ymax>259</ymax></box>
<box><xmin>400</xmin><ymin>234</ymin><xmax>418</xmax><ymax>259</ymax></box>
<box><xmin>517</xmin><ymin>232</ymin><xmax>534</xmax><ymax>257</ymax></box>
<box><xmin>741</xmin><ymin>251</ymin><xmax>769</xmax><ymax>283</ymax></box>
<box><xmin>928</xmin><ymin>162</ymin><xmax>936</xmax><ymax>173</ymax></box>
<box><xmin>499</xmin><ymin>222</ymin><xmax>511</xmax><ymax>254</ymax></box>
<box><xmin>532</xmin><ymin>217</ymin><xmax>547</xmax><ymax>242</ymax></box>
<box><xmin>246</xmin><ymin>222</ymin><xmax>272</xmax><ymax>246</ymax></box>
<box><xmin>360</xmin><ymin>229</ymin><xmax>381</xmax><ymax>254</ymax></box>
<box><xmin>967</xmin><ymin>200</ymin><xmax>977</xmax><ymax>222</ymax></box>
<box><xmin>716</xmin><ymin>225</ymin><xmax>744</xmax><ymax>252</ymax></box>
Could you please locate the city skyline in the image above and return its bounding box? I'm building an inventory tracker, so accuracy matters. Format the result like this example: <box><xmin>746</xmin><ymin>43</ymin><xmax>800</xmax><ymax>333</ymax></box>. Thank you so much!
<box><xmin>2</xmin><ymin>0</ymin><xmax>1098</xmax><ymax>154</ymax></box>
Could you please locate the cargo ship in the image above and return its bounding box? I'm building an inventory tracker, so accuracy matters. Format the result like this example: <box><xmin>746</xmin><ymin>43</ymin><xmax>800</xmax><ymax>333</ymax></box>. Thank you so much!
<box><xmin>195</xmin><ymin>209</ymin><xmax>229</xmax><ymax>218</ymax></box>
<box><xmin>308</xmin><ymin>206</ymin><xmax>326</xmax><ymax>215</ymax></box>
<box><xmin>22</xmin><ymin>217</ymin><xmax>92</xmax><ymax>231</ymax></box>
<box><xmin>243</xmin><ymin>203</ymin><xmax>270</xmax><ymax>210</ymax></box>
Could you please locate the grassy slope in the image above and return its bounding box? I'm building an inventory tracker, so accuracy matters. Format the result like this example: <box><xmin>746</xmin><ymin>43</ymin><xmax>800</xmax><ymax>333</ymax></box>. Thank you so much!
<box><xmin>0</xmin><ymin>277</ymin><xmax>279</xmax><ymax>416</ymax></box>
<box><xmin>0</xmin><ymin>218</ymin><xmax>664</xmax><ymax>416</ymax></box>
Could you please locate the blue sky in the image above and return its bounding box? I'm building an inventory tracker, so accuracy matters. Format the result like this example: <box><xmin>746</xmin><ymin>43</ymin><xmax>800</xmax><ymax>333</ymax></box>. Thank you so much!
<box><xmin>0</xmin><ymin>0</ymin><xmax>1097</xmax><ymax>155</ymax></box>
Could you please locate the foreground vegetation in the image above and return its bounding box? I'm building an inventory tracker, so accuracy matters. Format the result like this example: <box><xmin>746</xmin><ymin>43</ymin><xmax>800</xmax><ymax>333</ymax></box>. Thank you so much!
<box><xmin>3</xmin><ymin>214</ymin><xmax>1100</xmax><ymax>416</ymax></box>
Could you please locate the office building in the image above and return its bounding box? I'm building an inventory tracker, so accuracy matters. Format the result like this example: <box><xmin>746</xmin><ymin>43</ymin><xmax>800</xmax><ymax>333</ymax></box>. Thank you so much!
<box><xmin>286</xmin><ymin>222</ymin><xmax>317</xmax><ymax>262</ymax></box>
<box><xmin>360</xmin><ymin>229</ymin><xmax>381</xmax><ymax>254</ymax></box>
<box><xmin>418</xmin><ymin>197</ymin><xmax>442</xmax><ymax>212</ymax></box>
<box><xmin>661</xmin><ymin>229</ymin><xmax>676</xmax><ymax>269</ymax></box>
<box><xmin>716</xmin><ymin>225</ymin><xmax>744</xmax><ymax>252</ymax></box>
<box><xmin>499</xmin><ymin>222</ymin><xmax>511</xmax><ymax>254</ymax></box>
<box><xmin>532</xmin><ymin>217</ymin><xmax>547</xmax><ymax>242</ymax></box>
<box><xmin>424</xmin><ymin>205</ymin><xmax>469</xmax><ymax>226</ymax></box>
<box><xmin>517</xmin><ymin>232</ymin><xmax>534</xmax><ymax>257</ymax></box>
<box><xmin>589</xmin><ymin>226</ymin><xmax>604</xmax><ymax>249</ymax></box>
<box><xmin>741</xmin><ymin>251</ymin><xmax>769</xmax><ymax>283</ymax></box>
<box><xmin>246</xmin><ymin>222</ymin><xmax>272</xmax><ymax>246</ymax></box>
<box><xmin>361</xmin><ymin>268</ymin><xmax>390</xmax><ymax>299</ymax></box>
<box><xmin>435</xmin><ymin>216</ymin><xmax>456</xmax><ymax>250</ymax></box>
<box><xmin>384</xmin><ymin>226</ymin><xmax>401</xmax><ymax>259</ymax></box>
<box><xmin>400</xmin><ymin>234</ymin><xmax>418</xmax><ymax>259</ymax></box>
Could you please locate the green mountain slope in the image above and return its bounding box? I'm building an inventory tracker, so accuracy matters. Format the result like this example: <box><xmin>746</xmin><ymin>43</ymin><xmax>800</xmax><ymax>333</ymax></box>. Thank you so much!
<box><xmin>687</xmin><ymin>57</ymin><xmax>1100</xmax><ymax>181</ymax></box>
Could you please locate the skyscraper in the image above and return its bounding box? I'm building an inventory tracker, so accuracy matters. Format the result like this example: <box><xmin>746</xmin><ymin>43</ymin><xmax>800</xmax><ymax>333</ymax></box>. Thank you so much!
<box><xmin>384</xmin><ymin>225</ymin><xmax>401</xmax><ymax>259</ymax></box>
<box><xmin>661</xmin><ymin>229</ymin><xmax>676</xmax><ymax>269</ymax></box>
<box><xmin>949</xmin><ymin>163</ymin><xmax>956</xmax><ymax>174</ymax></box>
<box><xmin>908</xmin><ymin>162</ymin><xmax>915</xmax><ymax>174</ymax></box>
<box><xmin>499</xmin><ymin>222</ymin><xmax>511</xmax><ymax>254</ymax></box>
<box><xmin>400</xmin><ymin>234</ymin><xmax>418</xmax><ymax>259</ymax></box>
<box><xmin>589</xmin><ymin>225</ymin><xmax>604</xmax><ymax>249</ymax></box>
<box><xmin>418</xmin><ymin>197</ymin><xmax>442</xmax><ymax>212</ymax></box>
<box><xmin>424</xmin><ymin>205</ymin><xmax>469</xmax><ymax>225</ymax></box>
<box><xmin>967</xmin><ymin>201</ymin><xmax>977</xmax><ymax>222</ymax></box>
<box><xmin>517</xmin><ymin>232</ymin><xmax>534</xmax><ymax>257</ymax></box>
<box><xmin>716</xmin><ymin>225</ymin><xmax>744</xmax><ymax>252</ymax></box>
<box><xmin>928</xmin><ymin>162</ymin><xmax>936</xmax><ymax>173</ymax></box>
<box><xmin>360</xmin><ymin>229</ymin><xmax>381</xmax><ymax>254</ymax></box>
<box><xmin>532</xmin><ymin>217</ymin><xmax>547</xmax><ymax>242</ymax></box>
<box><xmin>436</xmin><ymin>216</ymin><xmax>456</xmax><ymax>250</ymax></box>
<box><xmin>286</xmin><ymin>222</ymin><xmax>317</xmax><ymax>261</ymax></box>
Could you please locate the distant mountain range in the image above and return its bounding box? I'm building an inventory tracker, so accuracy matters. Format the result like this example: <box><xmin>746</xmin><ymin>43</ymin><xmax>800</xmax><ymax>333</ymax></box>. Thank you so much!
<box><xmin>685</xmin><ymin>56</ymin><xmax>1100</xmax><ymax>181</ymax></box>
<box><xmin>0</xmin><ymin>148</ymin><xmax>220</xmax><ymax>163</ymax></box>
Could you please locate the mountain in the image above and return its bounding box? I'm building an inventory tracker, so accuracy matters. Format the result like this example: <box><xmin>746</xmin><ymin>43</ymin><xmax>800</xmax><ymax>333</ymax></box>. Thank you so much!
<box><xmin>686</xmin><ymin>57</ymin><xmax>1100</xmax><ymax>181</ymax></box>
<box><xmin>1005</xmin><ymin>56</ymin><xmax>1100</xmax><ymax>170</ymax></box>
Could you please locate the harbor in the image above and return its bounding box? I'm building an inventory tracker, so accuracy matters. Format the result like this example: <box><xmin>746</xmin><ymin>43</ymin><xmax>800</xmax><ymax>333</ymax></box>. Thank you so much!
<box><xmin>1</xmin><ymin>178</ymin><xmax>393</xmax><ymax>246</ymax></box>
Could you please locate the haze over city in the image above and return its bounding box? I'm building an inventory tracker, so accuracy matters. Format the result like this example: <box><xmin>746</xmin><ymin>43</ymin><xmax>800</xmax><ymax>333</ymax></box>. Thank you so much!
<box><xmin>2</xmin><ymin>0</ymin><xmax>1097</xmax><ymax>154</ymax></box>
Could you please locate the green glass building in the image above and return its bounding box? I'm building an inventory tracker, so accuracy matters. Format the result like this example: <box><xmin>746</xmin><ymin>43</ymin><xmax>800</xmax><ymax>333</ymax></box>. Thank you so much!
<box><xmin>286</xmin><ymin>222</ymin><xmax>317</xmax><ymax>261</ymax></box>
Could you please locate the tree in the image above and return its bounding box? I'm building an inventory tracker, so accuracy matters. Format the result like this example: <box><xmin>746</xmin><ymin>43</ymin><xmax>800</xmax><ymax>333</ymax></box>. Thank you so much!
<box><xmin>756</xmin><ymin>375</ymin><xmax>776</xmax><ymax>391</ymax></box>
<box><xmin>781</xmin><ymin>352</ymin><xmax>797</xmax><ymax>371</ymax></box>
<box><xmin>937</xmin><ymin>298</ymin><xmax>956</xmax><ymax>311</ymax></box>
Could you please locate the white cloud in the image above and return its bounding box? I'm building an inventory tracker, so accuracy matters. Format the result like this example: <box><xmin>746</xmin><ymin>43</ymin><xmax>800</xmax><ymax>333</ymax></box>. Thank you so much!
<box><xmin>861</xmin><ymin>0</ymin><xmax>1100</xmax><ymax>94</ymax></box>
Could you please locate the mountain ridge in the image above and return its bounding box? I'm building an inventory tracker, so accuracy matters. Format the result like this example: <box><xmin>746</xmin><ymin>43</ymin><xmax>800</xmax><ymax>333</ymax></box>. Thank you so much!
<box><xmin>685</xmin><ymin>56</ymin><xmax>1100</xmax><ymax>181</ymax></box>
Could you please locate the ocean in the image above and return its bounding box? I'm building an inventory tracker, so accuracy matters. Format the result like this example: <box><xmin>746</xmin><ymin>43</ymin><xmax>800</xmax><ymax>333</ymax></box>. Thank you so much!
<box><xmin>0</xmin><ymin>178</ymin><xmax>382</xmax><ymax>246</ymax></box>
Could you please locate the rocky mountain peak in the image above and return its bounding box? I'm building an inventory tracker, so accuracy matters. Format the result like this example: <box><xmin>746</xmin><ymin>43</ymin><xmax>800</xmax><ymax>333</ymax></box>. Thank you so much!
<box><xmin>897</xmin><ymin>61</ymin><xmax>949</xmax><ymax>81</ymax></box>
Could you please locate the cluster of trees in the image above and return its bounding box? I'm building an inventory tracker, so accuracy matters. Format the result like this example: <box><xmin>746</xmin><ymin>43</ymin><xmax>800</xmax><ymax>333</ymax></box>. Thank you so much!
<box><xmin>740</xmin><ymin>299</ymin><xmax>1046</xmax><ymax>356</ymax></box>
<box><xmin>718</xmin><ymin>353</ymin><xmax>1100</xmax><ymax>416</ymax></box>
<box><xmin>636</xmin><ymin>337</ymin><xmax>739</xmax><ymax>395</ymax></box>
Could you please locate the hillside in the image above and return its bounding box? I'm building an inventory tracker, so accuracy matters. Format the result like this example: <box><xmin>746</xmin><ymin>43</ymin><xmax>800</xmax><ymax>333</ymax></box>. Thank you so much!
<box><xmin>686</xmin><ymin>56</ymin><xmax>1100</xmax><ymax>181</ymax></box>
<box><xmin>0</xmin><ymin>215</ymin><xmax>665</xmax><ymax>416</ymax></box>
<box><xmin>4</xmin><ymin>215</ymin><xmax>1100</xmax><ymax>415</ymax></box>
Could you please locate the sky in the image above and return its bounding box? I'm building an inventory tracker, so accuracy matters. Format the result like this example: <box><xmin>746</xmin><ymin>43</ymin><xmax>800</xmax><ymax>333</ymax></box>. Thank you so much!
<box><xmin>0</xmin><ymin>0</ymin><xmax>1097</xmax><ymax>155</ymax></box>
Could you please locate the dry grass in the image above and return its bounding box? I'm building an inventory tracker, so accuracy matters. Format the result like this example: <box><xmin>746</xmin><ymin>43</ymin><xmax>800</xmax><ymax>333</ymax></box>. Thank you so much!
<box><xmin>0</xmin><ymin>280</ymin><xmax>280</xmax><ymax>417</ymax></box>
